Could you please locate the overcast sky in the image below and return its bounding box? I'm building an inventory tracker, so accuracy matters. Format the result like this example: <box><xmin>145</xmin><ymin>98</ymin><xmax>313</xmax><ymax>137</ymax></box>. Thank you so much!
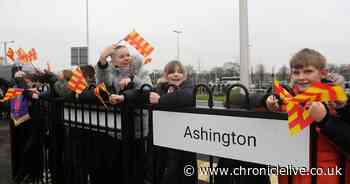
<box><xmin>1</xmin><ymin>0</ymin><xmax>349</xmax><ymax>72</ymax></box>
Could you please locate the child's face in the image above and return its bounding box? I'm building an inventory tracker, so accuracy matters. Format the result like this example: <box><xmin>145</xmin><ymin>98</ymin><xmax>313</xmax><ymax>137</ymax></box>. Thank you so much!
<box><xmin>59</xmin><ymin>72</ymin><xmax>64</xmax><ymax>80</ymax></box>
<box><xmin>290</xmin><ymin>65</ymin><xmax>326</xmax><ymax>89</ymax></box>
<box><xmin>111</xmin><ymin>47</ymin><xmax>131</xmax><ymax>68</ymax></box>
<box><xmin>166</xmin><ymin>66</ymin><xmax>185</xmax><ymax>86</ymax></box>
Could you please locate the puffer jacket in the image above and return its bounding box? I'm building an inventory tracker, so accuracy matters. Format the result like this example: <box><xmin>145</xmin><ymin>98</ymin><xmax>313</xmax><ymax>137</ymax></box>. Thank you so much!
<box><xmin>96</xmin><ymin>55</ymin><xmax>152</xmax><ymax>94</ymax></box>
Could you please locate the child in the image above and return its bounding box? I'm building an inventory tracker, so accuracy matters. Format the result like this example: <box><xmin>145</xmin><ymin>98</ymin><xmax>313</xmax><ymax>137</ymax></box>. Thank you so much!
<box><xmin>96</xmin><ymin>44</ymin><xmax>152</xmax><ymax>100</ymax></box>
<box><xmin>149</xmin><ymin>60</ymin><xmax>194</xmax><ymax>107</ymax></box>
<box><xmin>54</xmin><ymin>69</ymin><xmax>74</xmax><ymax>98</ymax></box>
<box><xmin>148</xmin><ymin>60</ymin><xmax>197</xmax><ymax>184</ymax></box>
<box><xmin>266</xmin><ymin>48</ymin><xmax>350</xmax><ymax>184</ymax></box>
<box><xmin>91</xmin><ymin>45</ymin><xmax>152</xmax><ymax>184</ymax></box>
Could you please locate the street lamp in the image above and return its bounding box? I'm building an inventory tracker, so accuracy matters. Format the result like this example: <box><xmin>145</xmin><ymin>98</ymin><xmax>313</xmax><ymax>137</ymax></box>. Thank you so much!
<box><xmin>1</xmin><ymin>40</ymin><xmax>15</xmax><ymax>65</ymax></box>
<box><xmin>86</xmin><ymin>0</ymin><xmax>89</xmax><ymax>64</ymax></box>
<box><xmin>173</xmin><ymin>30</ymin><xmax>182</xmax><ymax>60</ymax></box>
<box><xmin>239</xmin><ymin>0</ymin><xmax>250</xmax><ymax>88</ymax></box>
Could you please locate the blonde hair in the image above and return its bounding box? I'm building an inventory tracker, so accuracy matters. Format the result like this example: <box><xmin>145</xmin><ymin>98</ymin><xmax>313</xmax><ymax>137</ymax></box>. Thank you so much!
<box><xmin>290</xmin><ymin>48</ymin><xmax>327</xmax><ymax>70</ymax></box>
<box><xmin>111</xmin><ymin>45</ymin><xmax>128</xmax><ymax>57</ymax></box>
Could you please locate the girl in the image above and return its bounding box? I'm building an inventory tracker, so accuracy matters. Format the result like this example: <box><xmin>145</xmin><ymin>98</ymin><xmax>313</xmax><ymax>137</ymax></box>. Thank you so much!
<box><xmin>96</xmin><ymin>44</ymin><xmax>152</xmax><ymax>104</ymax></box>
<box><xmin>149</xmin><ymin>60</ymin><xmax>197</xmax><ymax>184</ymax></box>
<box><xmin>92</xmin><ymin>45</ymin><xmax>152</xmax><ymax>183</ymax></box>
<box><xmin>149</xmin><ymin>60</ymin><xmax>194</xmax><ymax>107</ymax></box>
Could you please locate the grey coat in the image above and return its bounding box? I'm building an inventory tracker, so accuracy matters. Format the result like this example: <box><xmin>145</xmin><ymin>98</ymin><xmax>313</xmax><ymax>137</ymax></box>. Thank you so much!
<box><xmin>96</xmin><ymin>55</ymin><xmax>151</xmax><ymax>138</ymax></box>
<box><xmin>96</xmin><ymin>55</ymin><xmax>152</xmax><ymax>93</ymax></box>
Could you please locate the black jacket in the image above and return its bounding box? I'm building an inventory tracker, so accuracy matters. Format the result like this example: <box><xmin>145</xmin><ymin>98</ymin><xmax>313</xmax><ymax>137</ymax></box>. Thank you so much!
<box><xmin>156</xmin><ymin>79</ymin><xmax>195</xmax><ymax>108</ymax></box>
<box><xmin>318</xmin><ymin>99</ymin><xmax>350</xmax><ymax>155</ymax></box>
<box><xmin>151</xmin><ymin>79</ymin><xmax>197</xmax><ymax>184</ymax></box>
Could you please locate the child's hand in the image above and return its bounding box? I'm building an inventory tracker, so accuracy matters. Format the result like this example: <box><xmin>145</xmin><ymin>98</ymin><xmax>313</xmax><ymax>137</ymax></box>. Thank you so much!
<box><xmin>149</xmin><ymin>92</ymin><xmax>160</xmax><ymax>104</ymax></box>
<box><xmin>46</xmin><ymin>61</ymin><xmax>52</xmax><ymax>73</ymax></box>
<box><xmin>99</xmin><ymin>45</ymin><xmax>115</xmax><ymax>64</ymax></box>
<box><xmin>109</xmin><ymin>94</ymin><xmax>124</xmax><ymax>104</ymax></box>
<box><xmin>28</xmin><ymin>88</ymin><xmax>40</xmax><ymax>99</ymax></box>
<box><xmin>119</xmin><ymin>78</ymin><xmax>131</xmax><ymax>90</ymax></box>
<box><xmin>32</xmin><ymin>93</ymin><xmax>39</xmax><ymax>99</ymax></box>
<box><xmin>307</xmin><ymin>102</ymin><xmax>327</xmax><ymax>122</ymax></box>
<box><xmin>266</xmin><ymin>95</ymin><xmax>279</xmax><ymax>112</ymax></box>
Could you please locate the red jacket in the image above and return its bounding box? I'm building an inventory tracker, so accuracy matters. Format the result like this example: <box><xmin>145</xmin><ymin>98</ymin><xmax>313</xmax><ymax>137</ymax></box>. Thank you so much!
<box><xmin>279</xmin><ymin>132</ymin><xmax>349</xmax><ymax>184</ymax></box>
<box><xmin>278</xmin><ymin>102</ymin><xmax>350</xmax><ymax>184</ymax></box>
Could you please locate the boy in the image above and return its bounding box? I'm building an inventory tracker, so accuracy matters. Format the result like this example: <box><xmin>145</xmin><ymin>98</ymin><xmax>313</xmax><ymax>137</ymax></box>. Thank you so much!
<box><xmin>266</xmin><ymin>48</ymin><xmax>349</xmax><ymax>184</ymax></box>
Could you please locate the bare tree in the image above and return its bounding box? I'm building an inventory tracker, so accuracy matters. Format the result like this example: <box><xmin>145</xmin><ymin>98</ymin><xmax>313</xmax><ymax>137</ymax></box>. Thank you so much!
<box><xmin>255</xmin><ymin>64</ymin><xmax>265</xmax><ymax>88</ymax></box>
<box><xmin>222</xmin><ymin>62</ymin><xmax>240</xmax><ymax>77</ymax></box>
<box><xmin>338</xmin><ymin>64</ymin><xmax>350</xmax><ymax>81</ymax></box>
<box><xmin>277</xmin><ymin>65</ymin><xmax>289</xmax><ymax>81</ymax></box>
<box><xmin>327</xmin><ymin>63</ymin><xmax>340</xmax><ymax>73</ymax></box>
<box><xmin>210</xmin><ymin>67</ymin><xmax>225</xmax><ymax>82</ymax></box>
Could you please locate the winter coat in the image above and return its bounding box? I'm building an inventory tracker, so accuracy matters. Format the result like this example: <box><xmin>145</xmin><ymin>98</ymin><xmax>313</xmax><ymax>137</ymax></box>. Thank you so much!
<box><xmin>155</xmin><ymin>79</ymin><xmax>195</xmax><ymax>108</ymax></box>
<box><xmin>150</xmin><ymin>79</ymin><xmax>197</xmax><ymax>184</ymax></box>
<box><xmin>54</xmin><ymin>79</ymin><xmax>74</xmax><ymax>98</ymax></box>
<box><xmin>275</xmin><ymin>84</ymin><xmax>350</xmax><ymax>184</ymax></box>
<box><xmin>96</xmin><ymin>56</ymin><xmax>152</xmax><ymax>94</ymax></box>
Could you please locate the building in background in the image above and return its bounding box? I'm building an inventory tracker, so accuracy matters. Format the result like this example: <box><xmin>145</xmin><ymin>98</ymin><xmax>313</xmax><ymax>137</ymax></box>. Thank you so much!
<box><xmin>71</xmin><ymin>47</ymin><xmax>88</xmax><ymax>66</ymax></box>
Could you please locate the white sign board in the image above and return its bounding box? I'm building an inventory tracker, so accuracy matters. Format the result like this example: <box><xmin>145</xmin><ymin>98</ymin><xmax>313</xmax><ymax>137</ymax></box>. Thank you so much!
<box><xmin>153</xmin><ymin>111</ymin><xmax>310</xmax><ymax>169</ymax></box>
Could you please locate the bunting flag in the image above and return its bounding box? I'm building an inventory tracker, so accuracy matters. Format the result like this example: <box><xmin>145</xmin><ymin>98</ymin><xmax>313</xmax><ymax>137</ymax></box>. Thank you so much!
<box><xmin>11</xmin><ymin>95</ymin><xmax>31</xmax><ymax>126</ymax></box>
<box><xmin>68</xmin><ymin>68</ymin><xmax>87</xmax><ymax>94</ymax></box>
<box><xmin>7</xmin><ymin>48</ymin><xmax>15</xmax><ymax>61</ymax></box>
<box><xmin>27</xmin><ymin>48</ymin><xmax>38</xmax><ymax>61</ymax></box>
<box><xmin>16</xmin><ymin>48</ymin><xmax>29</xmax><ymax>64</ymax></box>
<box><xmin>0</xmin><ymin>88</ymin><xmax>24</xmax><ymax>102</ymax></box>
<box><xmin>274</xmin><ymin>80</ymin><xmax>348</xmax><ymax>135</ymax></box>
<box><xmin>94</xmin><ymin>82</ymin><xmax>110</xmax><ymax>108</ymax></box>
<box><xmin>123</xmin><ymin>31</ymin><xmax>154</xmax><ymax>64</ymax></box>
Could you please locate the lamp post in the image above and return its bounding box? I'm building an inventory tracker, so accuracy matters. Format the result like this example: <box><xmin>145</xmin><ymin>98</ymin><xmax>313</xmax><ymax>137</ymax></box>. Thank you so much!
<box><xmin>86</xmin><ymin>0</ymin><xmax>89</xmax><ymax>64</ymax></box>
<box><xmin>173</xmin><ymin>30</ymin><xmax>182</xmax><ymax>60</ymax></box>
<box><xmin>239</xmin><ymin>0</ymin><xmax>250</xmax><ymax>88</ymax></box>
<box><xmin>1</xmin><ymin>40</ymin><xmax>15</xmax><ymax>65</ymax></box>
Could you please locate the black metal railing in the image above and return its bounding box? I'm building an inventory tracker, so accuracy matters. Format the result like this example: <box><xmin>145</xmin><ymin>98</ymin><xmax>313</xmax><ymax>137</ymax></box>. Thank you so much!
<box><xmin>8</xmin><ymin>83</ymin><xmax>346</xmax><ymax>184</ymax></box>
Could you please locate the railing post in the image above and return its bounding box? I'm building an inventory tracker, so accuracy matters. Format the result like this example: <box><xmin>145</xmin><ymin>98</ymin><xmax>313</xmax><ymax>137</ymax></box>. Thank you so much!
<box><xmin>225</xmin><ymin>83</ymin><xmax>250</xmax><ymax>110</ymax></box>
<box><xmin>193</xmin><ymin>84</ymin><xmax>214</xmax><ymax>108</ymax></box>
<box><xmin>192</xmin><ymin>84</ymin><xmax>215</xmax><ymax>184</ymax></box>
